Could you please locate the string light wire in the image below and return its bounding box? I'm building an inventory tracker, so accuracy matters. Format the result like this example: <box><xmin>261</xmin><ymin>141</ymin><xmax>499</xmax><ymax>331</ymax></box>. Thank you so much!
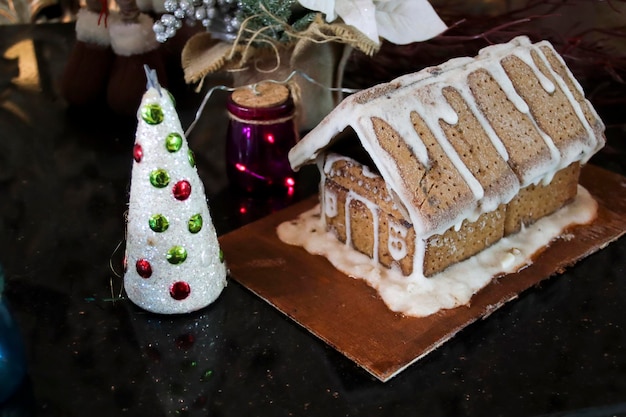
<box><xmin>184</xmin><ymin>70</ymin><xmax>360</xmax><ymax>137</ymax></box>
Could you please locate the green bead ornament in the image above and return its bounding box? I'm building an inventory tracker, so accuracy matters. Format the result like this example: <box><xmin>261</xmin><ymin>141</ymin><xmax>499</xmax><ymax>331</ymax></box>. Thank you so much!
<box><xmin>165</xmin><ymin>133</ymin><xmax>183</xmax><ymax>152</ymax></box>
<box><xmin>150</xmin><ymin>169</ymin><xmax>170</xmax><ymax>188</ymax></box>
<box><xmin>188</xmin><ymin>214</ymin><xmax>203</xmax><ymax>234</ymax></box>
<box><xmin>200</xmin><ymin>369</ymin><xmax>213</xmax><ymax>382</ymax></box>
<box><xmin>167</xmin><ymin>246</ymin><xmax>187</xmax><ymax>264</ymax></box>
<box><xmin>141</xmin><ymin>103</ymin><xmax>164</xmax><ymax>125</ymax></box>
<box><xmin>188</xmin><ymin>149</ymin><xmax>196</xmax><ymax>167</ymax></box>
<box><xmin>149</xmin><ymin>214</ymin><xmax>169</xmax><ymax>232</ymax></box>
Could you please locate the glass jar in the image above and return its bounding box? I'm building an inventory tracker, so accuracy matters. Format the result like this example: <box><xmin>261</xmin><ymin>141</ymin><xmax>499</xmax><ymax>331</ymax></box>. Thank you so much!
<box><xmin>225</xmin><ymin>82</ymin><xmax>299</xmax><ymax>194</ymax></box>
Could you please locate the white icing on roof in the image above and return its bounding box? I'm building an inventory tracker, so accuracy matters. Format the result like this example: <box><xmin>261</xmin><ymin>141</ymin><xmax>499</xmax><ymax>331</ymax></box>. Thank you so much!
<box><xmin>289</xmin><ymin>36</ymin><xmax>605</xmax><ymax>237</ymax></box>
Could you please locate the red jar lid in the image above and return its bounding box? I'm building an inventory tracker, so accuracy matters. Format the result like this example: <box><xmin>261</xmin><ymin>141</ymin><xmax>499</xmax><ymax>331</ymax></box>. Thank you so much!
<box><xmin>227</xmin><ymin>82</ymin><xmax>294</xmax><ymax>121</ymax></box>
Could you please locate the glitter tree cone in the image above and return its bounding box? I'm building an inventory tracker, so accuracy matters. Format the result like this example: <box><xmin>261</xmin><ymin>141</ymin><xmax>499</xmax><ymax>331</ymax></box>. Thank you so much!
<box><xmin>124</xmin><ymin>67</ymin><xmax>227</xmax><ymax>315</ymax></box>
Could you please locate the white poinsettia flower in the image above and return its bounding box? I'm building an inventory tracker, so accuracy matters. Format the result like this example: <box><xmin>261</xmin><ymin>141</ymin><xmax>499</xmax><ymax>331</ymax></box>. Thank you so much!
<box><xmin>334</xmin><ymin>0</ymin><xmax>378</xmax><ymax>43</ymax></box>
<box><xmin>298</xmin><ymin>0</ymin><xmax>447</xmax><ymax>45</ymax></box>
<box><xmin>298</xmin><ymin>0</ymin><xmax>338</xmax><ymax>21</ymax></box>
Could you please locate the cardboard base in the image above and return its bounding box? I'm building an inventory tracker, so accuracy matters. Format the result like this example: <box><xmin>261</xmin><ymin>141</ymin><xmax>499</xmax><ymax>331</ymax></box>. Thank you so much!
<box><xmin>219</xmin><ymin>165</ymin><xmax>626</xmax><ymax>381</ymax></box>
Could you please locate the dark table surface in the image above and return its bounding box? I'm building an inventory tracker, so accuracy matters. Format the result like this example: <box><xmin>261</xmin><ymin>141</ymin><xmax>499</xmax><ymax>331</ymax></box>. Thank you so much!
<box><xmin>1</xmin><ymin>22</ymin><xmax>626</xmax><ymax>417</ymax></box>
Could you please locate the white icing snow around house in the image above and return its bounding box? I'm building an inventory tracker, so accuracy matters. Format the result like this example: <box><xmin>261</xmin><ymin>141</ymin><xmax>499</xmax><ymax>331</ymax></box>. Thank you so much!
<box><xmin>277</xmin><ymin>186</ymin><xmax>597</xmax><ymax>317</ymax></box>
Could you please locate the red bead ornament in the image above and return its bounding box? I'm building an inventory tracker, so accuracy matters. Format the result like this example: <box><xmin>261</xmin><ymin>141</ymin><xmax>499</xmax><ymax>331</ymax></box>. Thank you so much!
<box><xmin>169</xmin><ymin>281</ymin><xmax>191</xmax><ymax>300</ymax></box>
<box><xmin>133</xmin><ymin>144</ymin><xmax>143</xmax><ymax>162</ymax></box>
<box><xmin>173</xmin><ymin>180</ymin><xmax>191</xmax><ymax>201</ymax></box>
<box><xmin>135</xmin><ymin>259</ymin><xmax>152</xmax><ymax>278</ymax></box>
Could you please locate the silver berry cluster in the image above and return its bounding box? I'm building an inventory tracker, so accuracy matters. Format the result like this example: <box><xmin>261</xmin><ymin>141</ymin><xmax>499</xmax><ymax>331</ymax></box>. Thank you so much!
<box><xmin>153</xmin><ymin>0</ymin><xmax>242</xmax><ymax>43</ymax></box>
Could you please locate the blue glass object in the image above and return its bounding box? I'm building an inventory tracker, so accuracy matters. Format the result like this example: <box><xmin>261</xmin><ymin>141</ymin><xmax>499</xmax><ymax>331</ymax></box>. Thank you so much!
<box><xmin>0</xmin><ymin>265</ymin><xmax>27</xmax><ymax>403</ymax></box>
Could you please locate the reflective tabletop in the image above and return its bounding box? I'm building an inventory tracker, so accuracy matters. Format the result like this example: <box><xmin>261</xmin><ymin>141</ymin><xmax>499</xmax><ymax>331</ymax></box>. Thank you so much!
<box><xmin>1</xmin><ymin>22</ymin><xmax>626</xmax><ymax>417</ymax></box>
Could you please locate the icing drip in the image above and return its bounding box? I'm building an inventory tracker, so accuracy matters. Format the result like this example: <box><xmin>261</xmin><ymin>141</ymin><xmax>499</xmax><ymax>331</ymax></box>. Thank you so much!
<box><xmin>456</xmin><ymin>82</ymin><xmax>510</xmax><ymax>162</ymax></box>
<box><xmin>510</xmin><ymin>47</ymin><xmax>556</xmax><ymax>93</ymax></box>
<box><xmin>530</xmin><ymin>48</ymin><xmax>598</xmax><ymax>165</ymax></box>
<box><xmin>484</xmin><ymin>63</ymin><xmax>529</xmax><ymax>114</ymax></box>
<box><xmin>473</xmin><ymin>57</ymin><xmax>562</xmax><ymax>187</ymax></box>
<box><xmin>383</xmin><ymin>108</ymin><xmax>430</xmax><ymax>167</ymax></box>
<box><xmin>535</xmin><ymin>42</ymin><xmax>606</xmax><ymax>157</ymax></box>
<box><xmin>393</xmin><ymin>83</ymin><xmax>486</xmax><ymax>202</ymax></box>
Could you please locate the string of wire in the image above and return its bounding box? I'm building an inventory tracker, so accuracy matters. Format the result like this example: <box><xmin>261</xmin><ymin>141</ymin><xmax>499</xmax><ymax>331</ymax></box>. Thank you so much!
<box><xmin>184</xmin><ymin>69</ymin><xmax>360</xmax><ymax>137</ymax></box>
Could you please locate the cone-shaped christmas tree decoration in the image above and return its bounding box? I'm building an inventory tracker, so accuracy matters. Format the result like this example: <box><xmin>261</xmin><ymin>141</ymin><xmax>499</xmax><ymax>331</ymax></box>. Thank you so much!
<box><xmin>124</xmin><ymin>67</ymin><xmax>226</xmax><ymax>314</ymax></box>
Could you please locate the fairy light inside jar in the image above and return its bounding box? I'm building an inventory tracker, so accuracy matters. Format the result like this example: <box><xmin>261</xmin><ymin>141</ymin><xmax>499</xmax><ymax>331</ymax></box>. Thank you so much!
<box><xmin>225</xmin><ymin>82</ymin><xmax>299</xmax><ymax>194</ymax></box>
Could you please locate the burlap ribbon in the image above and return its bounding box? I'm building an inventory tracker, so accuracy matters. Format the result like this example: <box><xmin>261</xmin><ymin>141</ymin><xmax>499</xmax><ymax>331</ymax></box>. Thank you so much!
<box><xmin>181</xmin><ymin>13</ymin><xmax>378</xmax><ymax>86</ymax></box>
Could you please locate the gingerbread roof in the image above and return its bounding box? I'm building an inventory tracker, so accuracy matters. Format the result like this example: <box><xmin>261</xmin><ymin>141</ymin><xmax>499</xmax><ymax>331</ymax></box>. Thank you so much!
<box><xmin>288</xmin><ymin>36</ymin><xmax>605</xmax><ymax>237</ymax></box>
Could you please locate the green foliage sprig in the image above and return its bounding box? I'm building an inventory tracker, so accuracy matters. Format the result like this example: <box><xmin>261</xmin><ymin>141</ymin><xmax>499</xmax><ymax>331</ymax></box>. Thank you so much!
<box><xmin>237</xmin><ymin>0</ymin><xmax>318</xmax><ymax>44</ymax></box>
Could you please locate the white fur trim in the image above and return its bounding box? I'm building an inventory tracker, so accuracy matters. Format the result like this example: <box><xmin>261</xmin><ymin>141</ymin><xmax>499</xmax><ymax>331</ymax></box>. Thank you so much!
<box><xmin>75</xmin><ymin>8</ymin><xmax>111</xmax><ymax>46</ymax></box>
<box><xmin>109</xmin><ymin>13</ymin><xmax>160</xmax><ymax>56</ymax></box>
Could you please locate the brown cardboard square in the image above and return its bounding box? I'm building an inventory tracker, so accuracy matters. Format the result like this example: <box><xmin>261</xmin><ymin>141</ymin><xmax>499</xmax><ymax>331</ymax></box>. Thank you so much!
<box><xmin>219</xmin><ymin>165</ymin><xmax>626</xmax><ymax>381</ymax></box>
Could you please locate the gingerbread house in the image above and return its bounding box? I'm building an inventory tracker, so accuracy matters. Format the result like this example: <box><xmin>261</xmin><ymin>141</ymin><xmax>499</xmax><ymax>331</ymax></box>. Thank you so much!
<box><xmin>288</xmin><ymin>36</ymin><xmax>605</xmax><ymax>278</ymax></box>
